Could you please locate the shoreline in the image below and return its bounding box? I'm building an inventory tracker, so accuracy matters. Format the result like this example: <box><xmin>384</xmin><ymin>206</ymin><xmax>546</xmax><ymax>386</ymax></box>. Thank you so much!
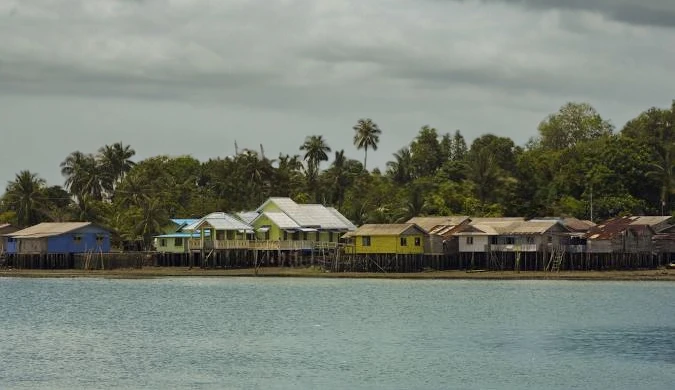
<box><xmin>1</xmin><ymin>267</ymin><xmax>675</xmax><ymax>281</ymax></box>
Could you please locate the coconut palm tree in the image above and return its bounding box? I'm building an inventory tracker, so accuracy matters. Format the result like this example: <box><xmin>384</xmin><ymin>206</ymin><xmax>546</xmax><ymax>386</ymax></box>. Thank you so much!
<box><xmin>4</xmin><ymin>170</ymin><xmax>46</xmax><ymax>227</ymax></box>
<box><xmin>299</xmin><ymin>135</ymin><xmax>331</xmax><ymax>179</ymax></box>
<box><xmin>386</xmin><ymin>147</ymin><xmax>413</xmax><ymax>185</ymax></box>
<box><xmin>60</xmin><ymin>151</ymin><xmax>107</xmax><ymax>202</ymax></box>
<box><xmin>98</xmin><ymin>142</ymin><xmax>136</xmax><ymax>193</ymax></box>
<box><xmin>132</xmin><ymin>197</ymin><xmax>169</xmax><ymax>250</ymax></box>
<box><xmin>353</xmin><ymin>118</ymin><xmax>382</xmax><ymax>170</ymax></box>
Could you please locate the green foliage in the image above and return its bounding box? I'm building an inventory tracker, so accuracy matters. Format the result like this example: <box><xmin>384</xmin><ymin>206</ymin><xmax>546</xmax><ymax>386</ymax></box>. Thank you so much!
<box><xmin>352</xmin><ymin>118</ymin><xmax>382</xmax><ymax>170</ymax></box>
<box><xmin>2</xmin><ymin>102</ymin><xmax>675</xmax><ymax>242</ymax></box>
<box><xmin>538</xmin><ymin>102</ymin><xmax>613</xmax><ymax>150</ymax></box>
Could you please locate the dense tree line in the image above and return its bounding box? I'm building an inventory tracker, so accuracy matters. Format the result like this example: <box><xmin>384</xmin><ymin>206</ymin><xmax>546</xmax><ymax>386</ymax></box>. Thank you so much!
<box><xmin>1</xmin><ymin>101</ymin><xmax>674</xmax><ymax>247</ymax></box>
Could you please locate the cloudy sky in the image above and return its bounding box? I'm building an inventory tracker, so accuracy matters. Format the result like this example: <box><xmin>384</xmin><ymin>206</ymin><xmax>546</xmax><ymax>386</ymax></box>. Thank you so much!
<box><xmin>2</xmin><ymin>0</ymin><xmax>675</xmax><ymax>188</ymax></box>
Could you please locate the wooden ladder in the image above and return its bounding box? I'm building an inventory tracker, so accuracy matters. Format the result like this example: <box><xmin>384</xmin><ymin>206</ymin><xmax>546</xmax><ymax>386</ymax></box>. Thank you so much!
<box><xmin>550</xmin><ymin>247</ymin><xmax>565</xmax><ymax>272</ymax></box>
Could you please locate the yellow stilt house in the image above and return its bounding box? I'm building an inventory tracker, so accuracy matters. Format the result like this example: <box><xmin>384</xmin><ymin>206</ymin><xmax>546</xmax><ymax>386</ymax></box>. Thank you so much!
<box><xmin>343</xmin><ymin>224</ymin><xmax>427</xmax><ymax>254</ymax></box>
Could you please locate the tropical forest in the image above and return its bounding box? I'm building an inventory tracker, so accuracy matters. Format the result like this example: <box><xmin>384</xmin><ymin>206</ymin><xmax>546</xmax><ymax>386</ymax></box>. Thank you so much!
<box><xmin>2</xmin><ymin>101</ymin><xmax>674</xmax><ymax>247</ymax></box>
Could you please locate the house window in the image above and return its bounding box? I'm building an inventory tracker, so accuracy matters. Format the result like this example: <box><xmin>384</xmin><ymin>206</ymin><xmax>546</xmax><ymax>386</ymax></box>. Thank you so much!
<box><xmin>160</xmin><ymin>239</ymin><xmax>167</xmax><ymax>247</ymax></box>
<box><xmin>526</xmin><ymin>236</ymin><xmax>535</xmax><ymax>244</ymax></box>
<box><xmin>362</xmin><ymin>236</ymin><xmax>371</xmax><ymax>247</ymax></box>
<box><xmin>414</xmin><ymin>237</ymin><xmax>421</xmax><ymax>246</ymax></box>
<box><xmin>174</xmin><ymin>238</ymin><xmax>183</xmax><ymax>247</ymax></box>
<box><xmin>466</xmin><ymin>236</ymin><xmax>474</xmax><ymax>245</ymax></box>
<box><xmin>400</xmin><ymin>237</ymin><xmax>408</xmax><ymax>246</ymax></box>
<box><xmin>283</xmin><ymin>231</ymin><xmax>288</xmax><ymax>240</ymax></box>
<box><xmin>216</xmin><ymin>231</ymin><xmax>225</xmax><ymax>240</ymax></box>
<box><xmin>96</xmin><ymin>234</ymin><xmax>105</xmax><ymax>243</ymax></box>
<box><xmin>329</xmin><ymin>231</ymin><xmax>334</xmax><ymax>242</ymax></box>
<box><xmin>73</xmin><ymin>235</ymin><xmax>82</xmax><ymax>243</ymax></box>
<box><xmin>303</xmin><ymin>232</ymin><xmax>308</xmax><ymax>240</ymax></box>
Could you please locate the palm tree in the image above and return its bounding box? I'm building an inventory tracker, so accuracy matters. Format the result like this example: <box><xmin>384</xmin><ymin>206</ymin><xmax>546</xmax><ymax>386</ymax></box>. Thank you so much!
<box><xmin>386</xmin><ymin>147</ymin><xmax>413</xmax><ymax>185</ymax></box>
<box><xmin>4</xmin><ymin>170</ymin><xmax>46</xmax><ymax>226</ymax></box>
<box><xmin>353</xmin><ymin>118</ymin><xmax>382</xmax><ymax>170</ymax></box>
<box><xmin>98</xmin><ymin>142</ymin><xmax>136</xmax><ymax>193</ymax></box>
<box><xmin>132</xmin><ymin>197</ymin><xmax>169</xmax><ymax>250</ymax></box>
<box><xmin>60</xmin><ymin>151</ymin><xmax>107</xmax><ymax>202</ymax></box>
<box><xmin>299</xmin><ymin>135</ymin><xmax>331</xmax><ymax>180</ymax></box>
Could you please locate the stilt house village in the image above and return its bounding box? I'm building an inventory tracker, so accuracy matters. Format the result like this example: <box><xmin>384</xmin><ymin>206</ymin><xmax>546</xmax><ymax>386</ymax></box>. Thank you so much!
<box><xmin>2</xmin><ymin>196</ymin><xmax>675</xmax><ymax>272</ymax></box>
<box><xmin>3</xmin><ymin>101</ymin><xmax>675</xmax><ymax>272</ymax></box>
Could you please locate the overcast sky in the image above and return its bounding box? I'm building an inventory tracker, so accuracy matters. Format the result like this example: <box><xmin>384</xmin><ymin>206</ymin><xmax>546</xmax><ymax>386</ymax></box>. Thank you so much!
<box><xmin>2</xmin><ymin>0</ymin><xmax>675</xmax><ymax>188</ymax></box>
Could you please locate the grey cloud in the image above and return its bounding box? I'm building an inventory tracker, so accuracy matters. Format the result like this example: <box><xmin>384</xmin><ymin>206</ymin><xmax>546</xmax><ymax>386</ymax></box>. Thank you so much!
<box><xmin>444</xmin><ymin>0</ymin><xmax>675</xmax><ymax>28</ymax></box>
<box><xmin>2</xmin><ymin>0</ymin><xmax>675</xmax><ymax>187</ymax></box>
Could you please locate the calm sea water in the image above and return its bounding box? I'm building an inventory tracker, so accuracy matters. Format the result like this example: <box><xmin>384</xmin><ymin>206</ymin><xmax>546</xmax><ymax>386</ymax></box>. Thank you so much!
<box><xmin>1</xmin><ymin>277</ymin><xmax>674</xmax><ymax>389</ymax></box>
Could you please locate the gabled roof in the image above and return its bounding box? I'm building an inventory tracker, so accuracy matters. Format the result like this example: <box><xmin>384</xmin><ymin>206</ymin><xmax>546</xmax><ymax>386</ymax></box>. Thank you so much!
<box><xmin>345</xmin><ymin>223</ymin><xmax>426</xmax><ymax>237</ymax></box>
<box><xmin>501</xmin><ymin>220</ymin><xmax>568</xmax><ymax>235</ymax></box>
<box><xmin>170</xmin><ymin>219</ymin><xmax>198</xmax><ymax>227</ymax></box>
<box><xmin>184</xmin><ymin>212</ymin><xmax>253</xmax><ymax>232</ymax></box>
<box><xmin>326</xmin><ymin>207</ymin><xmax>358</xmax><ymax>230</ymax></box>
<box><xmin>629</xmin><ymin>216</ymin><xmax>672</xmax><ymax>232</ymax></box>
<box><xmin>586</xmin><ymin>216</ymin><xmax>656</xmax><ymax>240</ymax></box>
<box><xmin>406</xmin><ymin>216</ymin><xmax>470</xmax><ymax>232</ymax></box>
<box><xmin>562</xmin><ymin>217</ymin><xmax>595</xmax><ymax>232</ymax></box>
<box><xmin>255</xmin><ymin>197</ymin><xmax>355</xmax><ymax>231</ymax></box>
<box><xmin>454</xmin><ymin>219</ymin><xmax>567</xmax><ymax>236</ymax></box>
<box><xmin>259</xmin><ymin>211</ymin><xmax>301</xmax><ymax>230</ymax></box>
<box><xmin>236</xmin><ymin>211</ymin><xmax>260</xmax><ymax>225</ymax></box>
<box><xmin>9</xmin><ymin>222</ymin><xmax>108</xmax><ymax>239</ymax></box>
<box><xmin>454</xmin><ymin>224</ymin><xmax>499</xmax><ymax>236</ymax></box>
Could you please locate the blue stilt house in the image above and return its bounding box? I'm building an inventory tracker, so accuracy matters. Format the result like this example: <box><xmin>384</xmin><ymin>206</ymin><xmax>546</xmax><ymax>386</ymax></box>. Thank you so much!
<box><xmin>6</xmin><ymin>222</ymin><xmax>112</xmax><ymax>254</ymax></box>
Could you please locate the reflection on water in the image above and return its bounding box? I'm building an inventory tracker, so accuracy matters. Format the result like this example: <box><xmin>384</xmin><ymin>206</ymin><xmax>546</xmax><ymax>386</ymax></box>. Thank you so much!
<box><xmin>1</xmin><ymin>278</ymin><xmax>674</xmax><ymax>389</ymax></box>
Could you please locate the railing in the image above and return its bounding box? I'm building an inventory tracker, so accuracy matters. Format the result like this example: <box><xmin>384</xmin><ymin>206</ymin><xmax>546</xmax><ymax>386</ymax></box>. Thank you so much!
<box><xmin>489</xmin><ymin>244</ymin><xmax>539</xmax><ymax>252</ymax></box>
<box><xmin>188</xmin><ymin>239</ymin><xmax>339</xmax><ymax>251</ymax></box>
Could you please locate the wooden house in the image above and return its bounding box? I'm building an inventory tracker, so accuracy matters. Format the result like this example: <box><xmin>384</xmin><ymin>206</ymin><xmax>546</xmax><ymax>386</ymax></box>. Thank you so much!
<box><xmin>183</xmin><ymin>212</ymin><xmax>254</xmax><ymax>251</ymax></box>
<box><xmin>5</xmin><ymin>222</ymin><xmax>111</xmax><ymax>255</ymax></box>
<box><xmin>453</xmin><ymin>218</ymin><xmax>571</xmax><ymax>269</ymax></box>
<box><xmin>154</xmin><ymin>219</ymin><xmax>200</xmax><ymax>254</ymax></box>
<box><xmin>248</xmin><ymin>197</ymin><xmax>356</xmax><ymax>250</ymax></box>
<box><xmin>586</xmin><ymin>216</ymin><xmax>657</xmax><ymax>254</ymax></box>
<box><xmin>0</xmin><ymin>223</ymin><xmax>20</xmax><ymax>254</ymax></box>
<box><xmin>343</xmin><ymin>224</ymin><xmax>426</xmax><ymax>255</ymax></box>
<box><xmin>406</xmin><ymin>216</ymin><xmax>470</xmax><ymax>255</ymax></box>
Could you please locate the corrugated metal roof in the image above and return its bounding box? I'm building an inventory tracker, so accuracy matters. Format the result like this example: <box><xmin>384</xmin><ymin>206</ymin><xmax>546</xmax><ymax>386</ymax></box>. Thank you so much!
<box><xmin>326</xmin><ymin>207</ymin><xmax>357</xmax><ymax>231</ymax></box>
<box><xmin>262</xmin><ymin>212</ymin><xmax>301</xmax><ymax>230</ymax></box>
<box><xmin>256</xmin><ymin>197</ymin><xmax>355</xmax><ymax>230</ymax></box>
<box><xmin>236</xmin><ymin>211</ymin><xmax>260</xmax><ymax>225</ymax></box>
<box><xmin>406</xmin><ymin>216</ymin><xmax>469</xmax><ymax>232</ymax></box>
<box><xmin>9</xmin><ymin>222</ymin><xmax>100</xmax><ymax>238</ymax></box>
<box><xmin>585</xmin><ymin>216</ymin><xmax>655</xmax><ymax>240</ymax></box>
<box><xmin>154</xmin><ymin>232</ymin><xmax>203</xmax><ymax>238</ymax></box>
<box><xmin>184</xmin><ymin>212</ymin><xmax>253</xmax><ymax>232</ymax></box>
<box><xmin>170</xmin><ymin>219</ymin><xmax>198</xmax><ymax>227</ymax></box>
<box><xmin>347</xmin><ymin>223</ymin><xmax>425</xmax><ymax>236</ymax></box>
<box><xmin>630</xmin><ymin>216</ymin><xmax>671</xmax><ymax>228</ymax></box>
<box><xmin>454</xmin><ymin>224</ymin><xmax>499</xmax><ymax>235</ymax></box>
<box><xmin>500</xmin><ymin>220</ymin><xmax>564</xmax><ymax>235</ymax></box>
<box><xmin>561</xmin><ymin>217</ymin><xmax>595</xmax><ymax>232</ymax></box>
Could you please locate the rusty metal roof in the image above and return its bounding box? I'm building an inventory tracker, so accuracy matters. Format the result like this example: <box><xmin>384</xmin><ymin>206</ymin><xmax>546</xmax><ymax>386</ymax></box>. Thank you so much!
<box><xmin>585</xmin><ymin>216</ymin><xmax>655</xmax><ymax>240</ymax></box>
